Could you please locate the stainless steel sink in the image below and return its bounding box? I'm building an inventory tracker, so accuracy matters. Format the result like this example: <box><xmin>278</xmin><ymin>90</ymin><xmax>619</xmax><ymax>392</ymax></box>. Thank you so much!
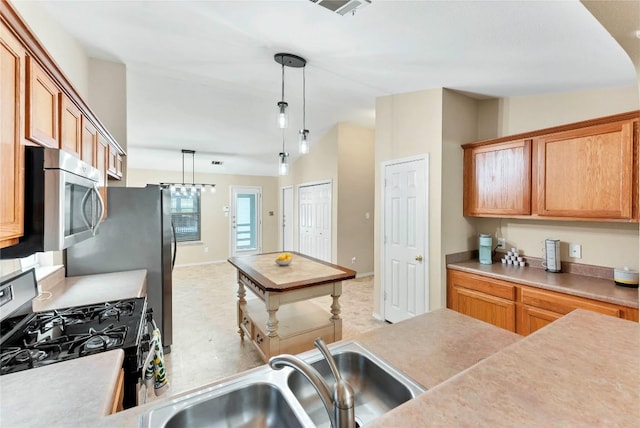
<box><xmin>139</xmin><ymin>374</ymin><xmax>311</xmax><ymax>428</ymax></box>
<box><xmin>139</xmin><ymin>341</ymin><xmax>425</xmax><ymax>428</ymax></box>
<box><xmin>287</xmin><ymin>345</ymin><xmax>424</xmax><ymax>427</ymax></box>
<box><xmin>163</xmin><ymin>383</ymin><xmax>301</xmax><ymax>428</ymax></box>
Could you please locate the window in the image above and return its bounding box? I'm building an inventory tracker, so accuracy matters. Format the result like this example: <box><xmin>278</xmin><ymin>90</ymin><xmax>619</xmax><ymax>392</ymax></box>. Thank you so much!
<box><xmin>171</xmin><ymin>191</ymin><xmax>201</xmax><ymax>242</ymax></box>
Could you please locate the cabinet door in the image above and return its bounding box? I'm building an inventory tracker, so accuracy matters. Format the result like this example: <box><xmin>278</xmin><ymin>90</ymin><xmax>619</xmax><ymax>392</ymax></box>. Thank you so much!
<box><xmin>96</xmin><ymin>134</ymin><xmax>108</xmax><ymax>220</ymax></box>
<box><xmin>452</xmin><ymin>287</ymin><xmax>516</xmax><ymax>332</ymax></box>
<box><xmin>519</xmin><ymin>305</ymin><xmax>562</xmax><ymax>336</ymax></box>
<box><xmin>534</xmin><ymin>121</ymin><xmax>634</xmax><ymax>219</ymax></box>
<box><xmin>25</xmin><ymin>56</ymin><xmax>59</xmax><ymax>147</ymax></box>
<box><xmin>81</xmin><ymin>116</ymin><xmax>97</xmax><ymax>167</ymax></box>
<box><xmin>59</xmin><ymin>94</ymin><xmax>82</xmax><ymax>157</ymax></box>
<box><xmin>464</xmin><ymin>139</ymin><xmax>531</xmax><ymax>216</ymax></box>
<box><xmin>0</xmin><ymin>23</ymin><xmax>25</xmax><ymax>248</ymax></box>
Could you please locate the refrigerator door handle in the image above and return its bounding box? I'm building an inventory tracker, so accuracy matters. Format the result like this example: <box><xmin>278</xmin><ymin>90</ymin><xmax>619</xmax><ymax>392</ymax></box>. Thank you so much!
<box><xmin>171</xmin><ymin>220</ymin><xmax>177</xmax><ymax>271</ymax></box>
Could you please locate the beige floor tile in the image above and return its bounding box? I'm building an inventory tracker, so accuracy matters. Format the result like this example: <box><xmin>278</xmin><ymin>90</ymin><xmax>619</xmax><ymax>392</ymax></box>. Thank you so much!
<box><xmin>142</xmin><ymin>262</ymin><xmax>384</xmax><ymax>404</ymax></box>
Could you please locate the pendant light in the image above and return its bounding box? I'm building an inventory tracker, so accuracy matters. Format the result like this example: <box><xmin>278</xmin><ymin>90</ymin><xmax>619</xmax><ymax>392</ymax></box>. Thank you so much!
<box><xmin>274</xmin><ymin>53</ymin><xmax>307</xmax><ymax>175</ymax></box>
<box><xmin>160</xmin><ymin>149</ymin><xmax>216</xmax><ymax>192</ymax></box>
<box><xmin>278</xmin><ymin>130</ymin><xmax>289</xmax><ymax>176</ymax></box>
<box><xmin>277</xmin><ymin>59</ymin><xmax>288</xmax><ymax>129</ymax></box>
<box><xmin>298</xmin><ymin>65</ymin><xmax>309</xmax><ymax>154</ymax></box>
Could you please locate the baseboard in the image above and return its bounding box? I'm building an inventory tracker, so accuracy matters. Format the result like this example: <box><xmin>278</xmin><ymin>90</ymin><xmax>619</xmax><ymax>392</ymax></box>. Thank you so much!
<box><xmin>174</xmin><ymin>259</ymin><xmax>227</xmax><ymax>268</ymax></box>
<box><xmin>355</xmin><ymin>272</ymin><xmax>374</xmax><ymax>278</ymax></box>
<box><xmin>372</xmin><ymin>312</ymin><xmax>384</xmax><ymax>321</ymax></box>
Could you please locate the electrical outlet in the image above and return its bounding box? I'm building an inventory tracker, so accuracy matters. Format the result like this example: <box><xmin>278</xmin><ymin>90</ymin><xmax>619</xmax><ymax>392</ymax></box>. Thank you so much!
<box><xmin>569</xmin><ymin>243</ymin><xmax>581</xmax><ymax>259</ymax></box>
<box><xmin>351</xmin><ymin>257</ymin><xmax>356</xmax><ymax>265</ymax></box>
<box><xmin>204</xmin><ymin>247</ymin><xmax>209</xmax><ymax>253</ymax></box>
<box><xmin>497</xmin><ymin>238</ymin><xmax>506</xmax><ymax>250</ymax></box>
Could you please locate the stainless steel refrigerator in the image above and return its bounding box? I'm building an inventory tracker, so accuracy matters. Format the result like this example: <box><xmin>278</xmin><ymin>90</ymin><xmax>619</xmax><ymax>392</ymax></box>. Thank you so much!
<box><xmin>66</xmin><ymin>184</ymin><xmax>175</xmax><ymax>349</ymax></box>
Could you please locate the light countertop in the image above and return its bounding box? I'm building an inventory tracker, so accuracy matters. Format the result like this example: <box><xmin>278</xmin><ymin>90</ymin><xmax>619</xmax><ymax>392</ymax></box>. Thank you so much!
<box><xmin>3</xmin><ymin>308</ymin><xmax>638</xmax><ymax>427</ymax></box>
<box><xmin>227</xmin><ymin>252</ymin><xmax>356</xmax><ymax>292</ymax></box>
<box><xmin>32</xmin><ymin>269</ymin><xmax>147</xmax><ymax>312</ymax></box>
<box><xmin>448</xmin><ymin>261</ymin><xmax>638</xmax><ymax>308</ymax></box>
<box><xmin>369</xmin><ymin>309</ymin><xmax>640</xmax><ymax>426</ymax></box>
<box><xmin>0</xmin><ymin>350</ymin><xmax>124</xmax><ymax>428</ymax></box>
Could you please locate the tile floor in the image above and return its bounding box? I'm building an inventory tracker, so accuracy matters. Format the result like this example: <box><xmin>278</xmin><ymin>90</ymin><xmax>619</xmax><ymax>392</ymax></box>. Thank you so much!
<box><xmin>141</xmin><ymin>262</ymin><xmax>385</xmax><ymax>404</ymax></box>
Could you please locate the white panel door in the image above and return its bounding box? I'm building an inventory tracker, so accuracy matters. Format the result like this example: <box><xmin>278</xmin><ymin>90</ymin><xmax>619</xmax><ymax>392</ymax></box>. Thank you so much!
<box><xmin>383</xmin><ymin>158</ymin><xmax>427</xmax><ymax>323</ymax></box>
<box><xmin>282</xmin><ymin>186</ymin><xmax>294</xmax><ymax>251</ymax></box>
<box><xmin>298</xmin><ymin>182</ymin><xmax>332</xmax><ymax>262</ymax></box>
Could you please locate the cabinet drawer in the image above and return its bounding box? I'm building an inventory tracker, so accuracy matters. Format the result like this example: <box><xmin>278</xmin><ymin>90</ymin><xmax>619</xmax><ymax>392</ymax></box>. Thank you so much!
<box><xmin>455</xmin><ymin>287</ymin><xmax>516</xmax><ymax>332</ymax></box>
<box><xmin>521</xmin><ymin>287</ymin><xmax>621</xmax><ymax>317</ymax></box>
<box><xmin>448</xmin><ymin>270</ymin><xmax>516</xmax><ymax>300</ymax></box>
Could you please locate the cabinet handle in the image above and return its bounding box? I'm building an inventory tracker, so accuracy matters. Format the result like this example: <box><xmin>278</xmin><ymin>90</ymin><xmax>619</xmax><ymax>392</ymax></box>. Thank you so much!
<box><xmin>256</xmin><ymin>334</ymin><xmax>264</xmax><ymax>344</ymax></box>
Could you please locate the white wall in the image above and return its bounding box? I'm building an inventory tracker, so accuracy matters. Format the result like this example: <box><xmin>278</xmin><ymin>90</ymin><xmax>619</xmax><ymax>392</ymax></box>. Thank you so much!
<box><xmin>11</xmin><ymin>0</ymin><xmax>89</xmax><ymax>98</ymax></box>
<box><xmin>336</xmin><ymin>124</ymin><xmax>375</xmax><ymax>274</ymax></box>
<box><xmin>374</xmin><ymin>88</ymin><xmax>445</xmax><ymax>316</ymax></box>
<box><xmin>127</xmin><ymin>169</ymin><xmax>279</xmax><ymax>265</ymax></box>
<box><xmin>89</xmin><ymin>59</ymin><xmax>128</xmax><ymax>185</ymax></box>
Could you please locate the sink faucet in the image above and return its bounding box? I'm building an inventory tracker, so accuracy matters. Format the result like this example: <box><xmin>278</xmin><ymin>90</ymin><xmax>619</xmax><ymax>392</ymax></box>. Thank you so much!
<box><xmin>269</xmin><ymin>338</ymin><xmax>355</xmax><ymax>428</ymax></box>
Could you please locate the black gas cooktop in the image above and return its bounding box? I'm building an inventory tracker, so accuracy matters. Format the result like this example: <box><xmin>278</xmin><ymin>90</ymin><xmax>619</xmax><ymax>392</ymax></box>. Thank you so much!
<box><xmin>0</xmin><ymin>297</ymin><xmax>146</xmax><ymax>375</ymax></box>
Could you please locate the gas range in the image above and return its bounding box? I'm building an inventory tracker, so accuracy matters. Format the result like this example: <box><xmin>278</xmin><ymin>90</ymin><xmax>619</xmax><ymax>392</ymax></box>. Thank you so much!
<box><xmin>0</xmin><ymin>269</ymin><xmax>152</xmax><ymax>409</ymax></box>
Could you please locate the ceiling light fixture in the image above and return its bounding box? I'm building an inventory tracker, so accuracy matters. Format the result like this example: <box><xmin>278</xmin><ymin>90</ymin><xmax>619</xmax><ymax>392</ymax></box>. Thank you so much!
<box><xmin>161</xmin><ymin>149</ymin><xmax>216</xmax><ymax>193</ymax></box>
<box><xmin>274</xmin><ymin>53</ymin><xmax>307</xmax><ymax>175</ymax></box>
<box><xmin>274</xmin><ymin>53</ymin><xmax>306</xmax><ymax>129</ymax></box>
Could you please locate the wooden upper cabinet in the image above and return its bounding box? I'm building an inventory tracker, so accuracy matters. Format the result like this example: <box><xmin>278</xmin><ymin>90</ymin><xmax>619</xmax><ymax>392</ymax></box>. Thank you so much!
<box><xmin>533</xmin><ymin>120</ymin><xmax>635</xmax><ymax>220</ymax></box>
<box><xmin>0</xmin><ymin>22</ymin><xmax>26</xmax><ymax>248</ymax></box>
<box><xmin>81</xmin><ymin>116</ymin><xmax>98</xmax><ymax>167</ymax></box>
<box><xmin>107</xmin><ymin>143</ymin><xmax>123</xmax><ymax>179</ymax></box>
<box><xmin>59</xmin><ymin>94</ymin><xmax>82</xmax><ymax>157</ymax></box>
<box><xmin>464</xmin><ymin>139</ymin><xmax>531</xmax><ymax>216</ymax></box>
<box><xmin>25</xmin><ymin>56</ymin><xmax>60</xmax><ymax>148</ymax></box>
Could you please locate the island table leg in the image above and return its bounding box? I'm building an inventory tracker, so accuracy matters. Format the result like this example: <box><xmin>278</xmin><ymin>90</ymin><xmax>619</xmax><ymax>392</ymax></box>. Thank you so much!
<box><xmin>236</xmin><ymin>276</ymin><xmax>246</xmax><ymax>339</ymax></box>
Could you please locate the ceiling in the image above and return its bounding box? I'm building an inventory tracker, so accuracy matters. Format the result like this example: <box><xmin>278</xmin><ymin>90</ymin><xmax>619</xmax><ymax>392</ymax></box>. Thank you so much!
<box><xmin>39</xmin><ymin>0</ymin><xmax>637</xmax><ymax>176</ymax></box>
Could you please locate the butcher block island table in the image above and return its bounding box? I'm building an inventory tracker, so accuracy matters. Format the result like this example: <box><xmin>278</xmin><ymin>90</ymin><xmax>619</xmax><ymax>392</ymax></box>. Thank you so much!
<box><xmin>227</xmin><ymin>252</ymin><xmax>356</xmax><ymax>362</ymax></box>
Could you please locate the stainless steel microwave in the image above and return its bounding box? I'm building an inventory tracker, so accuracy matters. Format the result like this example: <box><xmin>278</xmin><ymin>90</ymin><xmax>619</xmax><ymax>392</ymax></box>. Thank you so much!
<box><xmin>0</xmin><ymin>146</ymin><xmax>104</xmax><ymax>259</ymax></box>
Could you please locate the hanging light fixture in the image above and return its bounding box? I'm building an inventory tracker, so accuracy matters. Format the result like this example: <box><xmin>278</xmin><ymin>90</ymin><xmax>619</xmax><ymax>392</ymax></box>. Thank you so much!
<box><xmin>278</xmin><ymin>129</ymin><xmax>289</xmax><ymax>176</ymax></box>
<box><xmin>274</xmin><ymin>53</ymin><xmax>306</xmax><ymax>129</ymax></box>
<box><xmin>274</xmin><ymin>53</ymin><xmax>307</xmax><ymax>174</ymax></box>
<box><xmin>161</xmin><ymin>149</ymin><xmax>216</xmax><ymax>193</ymax></box>
<box><xmin>298</xmin><ymin>64</ymin><xmax>310</xmax><ymax>154</ymax></box>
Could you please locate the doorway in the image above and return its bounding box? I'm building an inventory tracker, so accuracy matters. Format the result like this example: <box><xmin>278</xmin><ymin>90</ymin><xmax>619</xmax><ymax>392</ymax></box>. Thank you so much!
<box><xmin>381</xmin><ymin>155</ymin><xmax>429</xmax><ymax>323</ymax></box>
<box><xmin>281</xmin><ymin>186</ymin><xmax>294</xmax><ymax>251</ymax></box>
<box><xmin>230</xmin><ymin>186</ymin><xmax>262</xmax><ymax>256</ymax></box>
<box><xmin>298</xmin><ymin>181</ymin><xmax>332</xmax><ymax>262</ymax></box>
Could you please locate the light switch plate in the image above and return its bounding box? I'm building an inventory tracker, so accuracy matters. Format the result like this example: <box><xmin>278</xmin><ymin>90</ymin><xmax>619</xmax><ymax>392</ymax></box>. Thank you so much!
<box><xmin>569</xmin><ymin>243</ymin><xmax>582</xmax><ymax>259</ymax></box>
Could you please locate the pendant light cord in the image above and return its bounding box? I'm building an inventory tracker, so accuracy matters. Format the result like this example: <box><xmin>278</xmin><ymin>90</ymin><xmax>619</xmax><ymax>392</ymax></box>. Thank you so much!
<box><xmin>302</xmin><ymin>66</ymin><xmax>306</xmax><ymax>128</ymax></box>
<box><xmin>182</xmin><ymin>151</ymin><xmax>185</xmax><ymax>184</ymax></box>
<box><xmin>192</xmin><ymin>151</ymin><xmax>195</xmax><ymax>185</ymax></box>
<box><xmin>281</xmin><ymin>60</ymin><xmax>285</xmax><ymax>102</ymax></box>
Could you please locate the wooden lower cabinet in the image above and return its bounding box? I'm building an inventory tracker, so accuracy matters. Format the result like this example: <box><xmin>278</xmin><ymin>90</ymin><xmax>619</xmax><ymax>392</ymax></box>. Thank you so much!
<box><xmin>447</xmin><ymin>269</ymin><xmax>638</xmax><ymax>336</ymax></box>
<box><xmin>519</xmin><ymin>305</ymin><xmax>562</xmax><ymax>336</ymax></box>
<box><xmin>447</xmin><ymin>270</ymin><xmax>516</xmax><ymax>332</ymax></box>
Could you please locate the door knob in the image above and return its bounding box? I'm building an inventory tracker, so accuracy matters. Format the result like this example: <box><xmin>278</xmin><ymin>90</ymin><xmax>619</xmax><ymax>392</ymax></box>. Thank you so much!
<box><xmin>415</xmin><ymin>255</ymin><xmax>423</xmax><ymax>262</ymax></box>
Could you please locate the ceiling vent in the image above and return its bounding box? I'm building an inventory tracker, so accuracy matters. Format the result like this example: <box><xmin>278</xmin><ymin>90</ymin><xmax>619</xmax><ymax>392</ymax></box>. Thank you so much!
<box><xmin>310</xmin><ymin>0</ymin><xmax>371</xmax><ymax>16</ymax></box>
